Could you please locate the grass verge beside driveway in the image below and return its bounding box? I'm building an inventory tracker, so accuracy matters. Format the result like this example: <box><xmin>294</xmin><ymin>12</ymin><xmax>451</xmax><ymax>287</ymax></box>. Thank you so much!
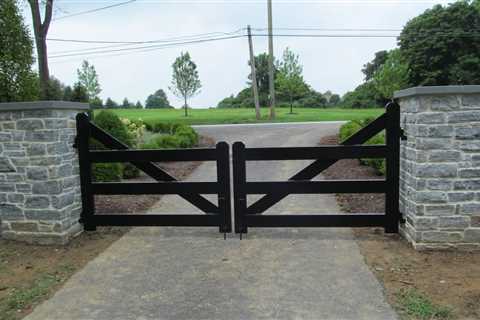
<box><xmin>101</xmin><ymin>107</ymin><xmax>384</xmax><ymax>126</ymax></box>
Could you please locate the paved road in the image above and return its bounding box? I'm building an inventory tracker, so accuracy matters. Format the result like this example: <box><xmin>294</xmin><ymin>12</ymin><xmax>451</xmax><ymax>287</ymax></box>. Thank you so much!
<box><xmin>26</xmin><ymin>122</ymin><xmax>397</xmax><ymax>320</ymax></box>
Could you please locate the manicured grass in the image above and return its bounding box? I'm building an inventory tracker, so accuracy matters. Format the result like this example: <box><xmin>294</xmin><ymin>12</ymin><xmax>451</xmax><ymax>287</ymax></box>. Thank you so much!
<box><xmin>98</xmin><ymin>107</ymin><xmax>384</xmax><ymax>126</ymax></box>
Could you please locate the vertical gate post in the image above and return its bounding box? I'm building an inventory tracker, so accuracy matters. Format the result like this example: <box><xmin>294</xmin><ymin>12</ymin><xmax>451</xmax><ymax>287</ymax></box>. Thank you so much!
<box><xmin>76</xmin><ymin>113</ymin><xmax>96</xmax><ymax>231</ymax></box>
<box><xmin>385</xmin><ymin>101</ymin><xmax>401</xmax><ymax>233</ymax></box>
<box><xmin>216</xmin><ymin>142</ymin><xmax>232</xmax><ymax>233</ymax></box>
<box><xmin>233</xmin><ymin>142</ymin><xmax>247</xmax><ymax>234</ymax></box>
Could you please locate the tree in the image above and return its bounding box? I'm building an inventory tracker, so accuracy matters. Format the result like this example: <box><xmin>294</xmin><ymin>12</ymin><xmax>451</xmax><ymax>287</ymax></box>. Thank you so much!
<box><xmin>0</xmin><ymin>0</ymin><xmax>38</xmax><ymax>102</ymax></box>
<box><xmin>63</xmin><ymin>85</ymin><xmax>73</xmax><ymax>101</ymax></box>
<box><xmin>275</xmin><ymin>47</ymin><xmax>308</xmax><ymax>113</ymax></box>
<box><xmin>71</xmin><ymin>82</ymin><xmax>88</xmax><ymax>103</ymax></box>
<box><xmin>45</xmin><ymin>76</ymin><xmax>64</xmax><ymax>100</ymax></box>
<box><xmin>135</xmin><ymin>101</ymin><xmax>143</xmax><ymax>109</ymax></box>
<box><xmin>77</xmin><ymin>60</ymin><xmax>101</xmax><ymax>102</ymax></box>
<box><xmin>373</xmin><ymin>49</ymin><xmax>410</xmax><ymax>99</ymax></box>
<box><xmin>248</xmin><ymin>53</ymin><xmax>278</xmax><ymax>107</ymax></box>
<box><xmin>145</xmin><ymin>89</ymin><xmax>170</xmax><ymax>108</ymax></box>
<box><xmin>342</xmin><ymin>82</ymin><xmax>385</xmax><ymax>108</ymax></box>
<box><xmin>90</xmin><ymin>97</ymin><xmax>103</xmax><ymax>109</ymax></box>
<box><xmin>27</xmin><ymin>0</ymin><xmax>53</xmax><ymax>99</ymax></box>
<box><xmin>362</xmin><ymin>50</ymin><xmax>388</xmax><ymax>81</ymax></box>
<box><xmin>328</xmin><ymin>94</ymin><xmax>341</xmax><ymax>106</ymax></box>
<box><xmin>169</xmin><ymin>52</ymin><xmax>201</xmax><ymax>117</ymax></box>
<box><xmin>105</xmin><ymin>97</ymin><xmax>118</xmax><ymax>109</ymax></box>
<box><xmin>399</xmin><ymin>1</ymin><xmax>480</xmax><ymax>85</ymax></box>
<box><xmin>122</xmin><ymin>98</ymin><xmax>132</xmax><ymax>108</ymax></box>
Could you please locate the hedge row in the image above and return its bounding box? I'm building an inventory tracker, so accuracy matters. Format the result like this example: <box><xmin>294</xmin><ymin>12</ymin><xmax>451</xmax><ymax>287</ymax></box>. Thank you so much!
<box><xmin>339</xmin><ymin>118</ymin><xmax>386</xmax><ymax>175</ymax></box>
<box><xmin>140</xmin><ymin>124</ymin><xmax>199</xmax><ymax>149</ymax></box>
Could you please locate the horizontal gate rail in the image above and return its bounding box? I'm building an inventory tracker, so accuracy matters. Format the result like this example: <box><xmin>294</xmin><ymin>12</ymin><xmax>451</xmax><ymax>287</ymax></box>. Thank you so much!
<box><xmin>233</xmin><ymin>102</ymin><xmax>401</xmax><ymax>234</ymax></box>
<box><xmin>90</xmin><ymin>148</ymin><xmax>218</xmax><ymax>162</ymax></box>
<box><xmin>76</xmin><ymin>113</ymin><xmax>232</xmax><ymax>233</ymax></box>
<box><xmin>244</xmin><ymin>145</ymin><xmax>388</xmax><ymax>160</ymax></box>
<box><xmin>92</xmin><ymin>214</ymin><xmax>223</xmax><ymax>227</ymax></box>
<box><xmin>92</xmin><ymin>182</ymin><xmax>220</xmax><ymax>195</ymax></box>
<box><xmin>244</xmin><ymin>214</ymin><xmax>385</xmax><ymax>228</ymax></box>
<box><xmin>244</xmin><ymin>180</ymin><xmax>386</xmax><ymax>194</ymax></box>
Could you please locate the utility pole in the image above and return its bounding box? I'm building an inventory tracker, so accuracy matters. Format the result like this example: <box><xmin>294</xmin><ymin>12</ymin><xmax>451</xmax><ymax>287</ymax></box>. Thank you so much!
<box><xmin>247</xmin><ymin>25</ymin><xmax>261</xmax><ymax>120</ymax></box>
<box><xmin>267</xmin><ymin>0</ymin><xmax>276</xmax><ymax>119</ymax></box>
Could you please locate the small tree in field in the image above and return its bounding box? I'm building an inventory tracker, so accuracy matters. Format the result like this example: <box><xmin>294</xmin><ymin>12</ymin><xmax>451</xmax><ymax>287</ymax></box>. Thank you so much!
<box><xmin>169</xmin><ymin>52</ymin><xmax>201</xmax><ymax>117</ymax></box>
<box><xmin>276</xmin><ymin>47</ymin><xmax>308</xmax><ymax>113</ymax></box>
<box><xmin>77</xmin><ymin>60</ymin><xmax>101</xmax><ymax>102</ymax></box>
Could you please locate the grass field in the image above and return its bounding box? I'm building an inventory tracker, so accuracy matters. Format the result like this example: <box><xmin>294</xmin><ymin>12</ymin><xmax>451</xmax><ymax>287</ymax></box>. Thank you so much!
<box><xmin>99</xmin><ymin>107</ymin><xmax>384</xmax><ymax>125</ymax></box>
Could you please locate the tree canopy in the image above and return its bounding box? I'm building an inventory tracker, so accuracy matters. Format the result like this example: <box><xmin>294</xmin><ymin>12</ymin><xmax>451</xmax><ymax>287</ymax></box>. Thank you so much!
<box><xmin>399</xmin><ymin>0</ymin><xmax>480</xmax><ymax>85</ymax></box>
<box><xmin>145</xmin><ymin>89</ymin><xmax>171</xmax><ymax>108</ymax></box>
<box><xmin>373</xmin><ymin>49</ymin><xmax>410</xmax><ymax>98</ymax></box>
<box><xmin>0</xmin><ymin>0</ymin><xmax>38</xmax><ymax>102</ymax></box>
<box><xmin>361</xmin><ymin>50</ymin><xmax>388</xmax><ymax>81</ymax></box>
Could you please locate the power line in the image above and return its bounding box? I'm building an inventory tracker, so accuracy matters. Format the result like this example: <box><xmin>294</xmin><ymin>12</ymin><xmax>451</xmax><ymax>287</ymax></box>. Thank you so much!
<box><xmin>53</xmin><ymin>0</ymin><xmax>137</xmax><ymax>21</ymax></box>
<box><xmin>49</xmin><ymin>34</ymin><xmax>245</xmax><ymax>59</ymax></box>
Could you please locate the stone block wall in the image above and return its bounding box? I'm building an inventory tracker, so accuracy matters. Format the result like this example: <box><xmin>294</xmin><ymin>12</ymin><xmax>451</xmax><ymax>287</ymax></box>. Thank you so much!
<box><xmin>395</xmin><ymin>86</ymin><xmax>480</xmax><ymax>250</ymax></box>
<box><xmin>0</xmin><ymin>101</ymin><xmax>89</xmax><ymax>244</ymax></box>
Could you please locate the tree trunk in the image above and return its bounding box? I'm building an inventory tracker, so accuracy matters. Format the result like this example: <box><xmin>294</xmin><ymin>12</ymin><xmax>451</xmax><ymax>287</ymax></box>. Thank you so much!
<box><xmin>289</xmin><ymin>97</ymin><xmax>293</xmax><ymax>114</ymax></box>
<box><xmin>28</xmin><ymin>0</ymin><xmax>53</xmax><ymax>100</ymax></box>
<box><xmin>184</xmin><ymin>97</ymin><xmax>188</xmax><ymax>117</ymax></box>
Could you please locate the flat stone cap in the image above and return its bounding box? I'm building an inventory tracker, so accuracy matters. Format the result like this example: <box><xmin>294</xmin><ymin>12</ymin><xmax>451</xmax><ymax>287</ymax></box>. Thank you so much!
<box><xmin>394</xmin><ymin>85</ymin><xmax>480</xmax><ymax>99</ymax></box>
<box><xmin>0</xmin><ymin>101</ymin><xmax>89</xmax><ymax>111</ymax></box>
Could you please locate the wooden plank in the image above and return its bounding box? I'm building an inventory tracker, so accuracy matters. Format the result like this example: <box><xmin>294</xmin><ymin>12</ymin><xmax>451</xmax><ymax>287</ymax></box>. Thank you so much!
<box><xmin>92</xmin><ymin>182</ymin><xmax>219</xmax><ymax>195</ymax></box>
<box><xmin>90</xmin><ymin>148</ymin><xmax>218</xmax><ymax>163</ymax></box>
<box><xmin>385</xmin><ymin>101</ymin><xmax>401</xmax><ymax>233</ymax></box>
<box><xmin>245</xmin><ymin>214</ymin><xmax>385</xmax><ymax>228</ymax></box>
<box><xmin>76</xmin><ymin>113</ymin><xmax>96</xmax><ymax>231</ymax></box>
<box><xmin>233</xmin><ymin>142</ymin><xmax>248</xmax><ymax>234</ymax></box>
<box><xmin>244</xmin><ymin>145</ymin><xmax>388</xmax><ymax>161</ymax></box>
<box><xmin>92</xmin><ymin>214</ymin><xmax>221</xmax><ymax>227</ymax></box>
<box><xmin>216</xmin><ymin>142</ymin><xmax>232</xmax><ymax>233</ymax></box>
<box><xmin>245</xmin><ymin>180</ymin><xmax>386</xmax><ymax>195</ymax></box>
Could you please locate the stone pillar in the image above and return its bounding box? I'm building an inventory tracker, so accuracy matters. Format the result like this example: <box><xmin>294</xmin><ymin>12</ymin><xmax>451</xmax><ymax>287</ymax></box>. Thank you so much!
<box><xmin>0</xmin><ymin>101</ymin><xmax>89</xmax><ymax>244</ymax></box>
<box><xmin>395</xmin><ymin>86</ymin><xmax>480</xmax><ymax>250</ymax></box>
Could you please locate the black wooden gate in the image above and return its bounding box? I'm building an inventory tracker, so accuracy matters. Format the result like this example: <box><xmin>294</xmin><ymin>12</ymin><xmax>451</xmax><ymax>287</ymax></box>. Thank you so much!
<box><xmin>232</xmin><ymin>102</ymin><xmax>401</xmax><ymax>235</ymax></box>
<box><xmin>75</xmin><ymin>113</ymin><xmax>231</xmax><ymax>233</ymax></box>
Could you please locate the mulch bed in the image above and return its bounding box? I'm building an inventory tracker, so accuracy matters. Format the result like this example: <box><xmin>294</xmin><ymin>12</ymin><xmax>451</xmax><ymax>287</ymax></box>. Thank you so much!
<box><xmin>319</xmin><ymin>134</ymin><xmax>480</xmax><ymax>320</ymax></box>
<box><xmin>320</xmin><ymin>135</ymin><xmax>385</xmax><ymax>214</ymax></box>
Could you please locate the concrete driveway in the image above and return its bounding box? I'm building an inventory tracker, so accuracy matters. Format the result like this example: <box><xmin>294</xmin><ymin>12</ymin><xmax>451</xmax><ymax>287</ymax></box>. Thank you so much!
<box><xmin>26</xmin><ymin>122</ymin><xmax>397</xmax><ymax>320</ymax></box>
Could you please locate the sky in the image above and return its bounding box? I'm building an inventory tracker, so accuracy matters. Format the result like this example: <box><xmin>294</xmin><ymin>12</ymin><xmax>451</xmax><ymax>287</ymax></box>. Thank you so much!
<box><xmin>22</xmin><ymin>0</ymin><xmax>453</xmax><ymax>108</ymax></box>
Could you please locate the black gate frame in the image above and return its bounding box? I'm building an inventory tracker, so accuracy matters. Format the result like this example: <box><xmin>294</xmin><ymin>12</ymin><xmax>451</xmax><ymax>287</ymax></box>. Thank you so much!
<box><xmin>233</xmin><ymin>102</ymin><xmax>401</xmax><ymax>234</ymax></box>
<box><xmin>76</xmin><ymin>113</ymin><xmax>231</xmax><ymax>233</ymax></box>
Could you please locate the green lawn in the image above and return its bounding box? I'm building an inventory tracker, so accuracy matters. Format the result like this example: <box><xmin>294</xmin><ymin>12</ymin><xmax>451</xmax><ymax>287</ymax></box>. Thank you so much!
<box><xmin>98</xmin><ymin>107</ymin><xmax>384</xmax><ymax>126</ymax></box>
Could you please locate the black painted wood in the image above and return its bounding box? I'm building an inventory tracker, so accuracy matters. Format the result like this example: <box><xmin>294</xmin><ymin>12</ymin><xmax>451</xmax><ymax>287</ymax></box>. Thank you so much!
<box><xmin>90</xmin><ymin>148</ymin><xmax>218</xmax><ymax>163</ymax></box>
<box><xmin>93</xmin><ymin>214</ymin><xmax>222</xmax><ymax>227</ymax></box>
<box><xmin>385</xmin><ymin>101</ymin><xmax>401</xmax><ymax>233</ymax></box>
<box><xmin>92</xmin><ymin>182</ymin><xmax>220</xmax><ymax>195</ymax></box>
<box><xmin>244</xmin><ymin>180</ymin><xmax>386</xmax><ymax>195</ymax></box>
<box><xmin>245</xmin><ymin>214</ymin><xmax>385</xmax><ymax>228</ymax></box>
<box><xmin>76</xmin><ymin>113</ymin><xmax>96</xmax><ymax>231</ymax></box>
<box><xmin>244</xmin><ymin>145</ymin><xmax>388</xmax><ymax>161</ymax></box>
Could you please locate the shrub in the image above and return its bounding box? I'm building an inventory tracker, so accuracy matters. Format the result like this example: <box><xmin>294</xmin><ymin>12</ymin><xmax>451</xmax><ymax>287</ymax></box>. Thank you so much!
<box><xmin>152</xmin><ymin>135</ymin><xmax>182</xmax><ymax>149</ymax></box>
<box><xmin>121</xmin><ymin>118</ymin><xmax>146</xmax><ymax>147</ymax></box>
<box><xmin>339</xmin><ymin>119</ymin><xmax>386</xmax><ymax>175</ymax></box>
<box><xmin>91</xmin><ymin>111</ymin><xmax>136</xmax><ymax>180</ymax></box>
<box><xmin>92</xmin><ymin>163</ymin><xmax>123</xmax><ymax>182</ymax></box>
<box><xmin>93</xmin><ymin>110</ymin><xmax>133</xmax><ymax>147</ymax></box>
